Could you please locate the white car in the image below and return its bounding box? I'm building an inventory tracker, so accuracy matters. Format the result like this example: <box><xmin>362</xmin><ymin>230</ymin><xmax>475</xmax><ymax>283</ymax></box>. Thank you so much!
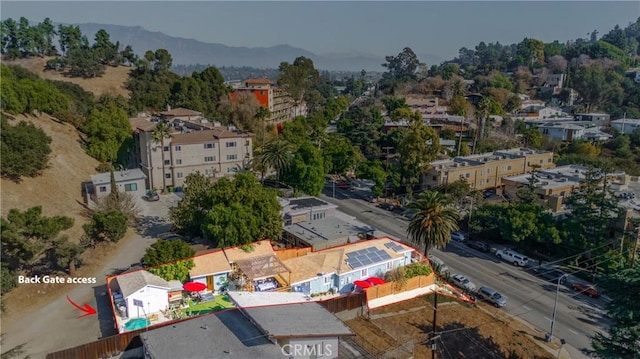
<box><xmin>428</xmin><ymin>255</ymin><xmax>450</xmax><ymax>276</ymax></box>
<box><xmin>451</xmin><ymin>274</ymin><xmax>476</xmax><ymax>292</ymax></box>
<box><xmin>495</xmin><ymin>249</ymin><xmax>529</xmax><ymax>266</ymax></box>
<box><xmin>450</xmin><ymin>231</ymin><xmax>466</xmax><ymax>242</ymax></box>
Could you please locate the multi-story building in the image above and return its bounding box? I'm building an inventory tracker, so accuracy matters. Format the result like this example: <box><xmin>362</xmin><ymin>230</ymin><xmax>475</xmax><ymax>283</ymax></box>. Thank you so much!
<box><xmin>230</xmin><ymin>78</ymin><xmax>307</xmax><ymax>124</ymax></box>
<box><xmin>422</xmin><ymin>148</ymin><xmax>554</xmax><ymax>191</ymax></box>
<box><xmin>130</xmin><ymin>114</ymin><xmax>253</xmax><ymax>190</ymax></box>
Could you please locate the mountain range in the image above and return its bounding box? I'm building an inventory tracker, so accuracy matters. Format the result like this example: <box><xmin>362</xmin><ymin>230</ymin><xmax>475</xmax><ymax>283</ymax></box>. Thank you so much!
<box><xmin>75</xmin><ymin>23</ymin><xmax>443</xmax><ymax>72</ymax></box>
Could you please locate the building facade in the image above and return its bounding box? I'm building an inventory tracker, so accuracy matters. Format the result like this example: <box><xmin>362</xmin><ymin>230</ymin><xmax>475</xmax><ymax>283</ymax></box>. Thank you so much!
<box><xmin>87</xmin><ymin>168</ymin><xmax>147</xmax><ymax>202</ymax></box>
<box><xmin>611</xmin><ymin>118</ymin><xmax>640</xmax><ymax>135</ymax></box>
<box><xmin>230</xmin><ymin>79</ymin><xmax>307</xmax><ymax>124</ymax></box>
<box><xmin>423</xmin><ymin>148</ymin><xmax>555</xmax><ymax>191</ymax></box>
<box><xmin>131</xmin><ymin>114</ymin><xmax>254</xmax><ymax>190</ymax></box>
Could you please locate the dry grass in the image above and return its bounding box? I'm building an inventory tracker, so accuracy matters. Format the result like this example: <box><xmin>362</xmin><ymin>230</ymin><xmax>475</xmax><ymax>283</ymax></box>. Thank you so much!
<box><xmin>3</xmin><ymin>56</ymin><xmax>132</xmax><ymax>98</ymax></box>
<box><xmin>345</xmin><ymin>297</ymin><xmax>554</xmax><ymax>359</ymax></box>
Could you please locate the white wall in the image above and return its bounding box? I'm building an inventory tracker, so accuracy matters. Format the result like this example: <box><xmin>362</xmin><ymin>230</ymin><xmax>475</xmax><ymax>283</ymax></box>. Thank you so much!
<box><xmin>126</xmin><ymin>286</ymin><xmax>168</xmax><ymax>318</ymax></box>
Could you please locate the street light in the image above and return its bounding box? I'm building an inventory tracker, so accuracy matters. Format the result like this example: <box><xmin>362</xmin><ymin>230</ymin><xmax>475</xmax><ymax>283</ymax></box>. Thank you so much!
<box><xmin>547</xmin><ymin>273</ymin><xmax>569</xmax><ymax>342</ymax></box>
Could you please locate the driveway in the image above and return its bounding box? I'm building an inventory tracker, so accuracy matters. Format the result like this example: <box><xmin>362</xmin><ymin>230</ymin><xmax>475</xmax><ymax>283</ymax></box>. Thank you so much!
<box><xmin>1</xmin><ymin>194</ymin><xmax>181</xmax><ymax>358</ymax></box>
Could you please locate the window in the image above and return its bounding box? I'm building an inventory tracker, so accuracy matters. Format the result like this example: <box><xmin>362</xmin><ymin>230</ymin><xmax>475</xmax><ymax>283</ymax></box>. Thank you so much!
<box><xmin>165</xmin><ymin>173</ymin><xmax>171</xmax><ymax>179</ymax></box>
<box><xmin>361</xmin><ymin>269</ymin><xmax>368</xmax><ymax>276</ymax></box>
<box><xmin>163</xmin><ymin>146</ymin><xmax>169</xmax><ymax>152</ymax></box>
<box><xmin>386</xmin><ymin>262</ymin><xmax>392</xmax><ymax>270</ymax></box>
<box><xmin>324</xmin><ymin>276</ymin><xmax>331</xmax><ymax>284</ymax></box>
<box><xmin>164</xmin><ymin>160</ymin><xmax>170</xmax><ymax>165</ymax></box>
<box><xmin>124</xmin><ymin>183</ymin><xmax>137</xmax><ymax>191</ymax></box>
<box><xmin>176</xmin><ymin>172</ymin><xmax>183</xmax><ymax>178</ymax></box>
<box><xmin>227</xmin><ymin>167</ymin><xmax>239</xmax><ymax>173</ymax></box>
<box><xmin>174</xmin><ymin>145</ymin><xmax>181</xmax><ymax>152</ymax></box>
<box><xmin>204</xmin><ymin>156</ymin><xmax>216</xmax><ymax>162</ymax></box>
<box><xmin>527</xmin><ymin>161</ymin><xmax>531</xmax><ymax>166</ymax></box>
<box><xmin>227</xmin><ymin>154</ymin><xmax>237</xmax><ymax>160</ymax></box>
<box><xmin>487</xmin><ymin>168</ymin><xmax>491</xmax><ymax>174</ymax></box>
<box><xmin>176</xmin><ymin>159</ymin><xmax>182</xmax><ymax>165</ymax></box>
<box><xmin>205</xmin><ymin>169</ymin><xmax>215</xmax><ymax>176</ymax></box>
<box><xmin>507</xmin><ymin>165</ymin><xmax>512</xmax><ymax>170</ymax></box>
<box><xmin>539</xmin><ymin>160</ymin><xmax>543</xmax><ymax>164</ymax></box>
<box><xmin>99</xmin><ymin>186</ymin><xmax>107</xmax><ymax>193</ymax></box>
<box><xmin>226</xmin><ymin>141</ymin><xmax>237</xmax><ymax>148</ymax></box>
<box><xmin>260</xmin><ymin>91</ymin><xmax>265</xmax><ymax>95</ymax></box>
<box><xmin>465</xmin><ymin>173</ymin><xmax>470</xmax><ymax>178</ymax></box>
<box><xmin>204</xmin><ymin>143</ymin><xmax>214</xmax><ymax>149</ymax></box>
<box><xmin>432</xmin><ymin>176</ymin><xmax>437</xmax><ymax>181</ymax></box>
<box><xmin>548</xmin><ymin>158</ymin><xmax>552</xmax><ymax>163</ymax></box>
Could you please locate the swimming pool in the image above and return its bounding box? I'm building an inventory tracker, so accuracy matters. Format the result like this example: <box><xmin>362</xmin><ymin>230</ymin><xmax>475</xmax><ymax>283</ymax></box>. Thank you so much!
<box><xmin>123</xmin><ymin>317</ymin><xmax>150</xmax><ymax>331</ymax></box>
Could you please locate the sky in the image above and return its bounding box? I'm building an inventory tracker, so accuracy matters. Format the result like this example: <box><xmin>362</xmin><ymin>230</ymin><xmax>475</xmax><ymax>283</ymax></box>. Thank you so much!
<box><xmin>2</xmin><ymin>1</ymin><xmax>639</xmax><ymax>61</ymax></box>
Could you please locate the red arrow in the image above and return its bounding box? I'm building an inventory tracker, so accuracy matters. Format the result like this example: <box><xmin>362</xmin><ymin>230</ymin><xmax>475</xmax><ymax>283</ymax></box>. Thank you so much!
<box><xmin>66</xmin><ymin>296</ymin><xmax>97</xmax><ymax>318</ymax></box>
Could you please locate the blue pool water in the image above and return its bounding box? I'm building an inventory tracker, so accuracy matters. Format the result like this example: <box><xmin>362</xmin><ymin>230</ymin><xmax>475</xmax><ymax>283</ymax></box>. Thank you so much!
<box><xmin>124</xmin><ymin>317</ymin><xmax>150</xmax><ymax>331</ymax></box>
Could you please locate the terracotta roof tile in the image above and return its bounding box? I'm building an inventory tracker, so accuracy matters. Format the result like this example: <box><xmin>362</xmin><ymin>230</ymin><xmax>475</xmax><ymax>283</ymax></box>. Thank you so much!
<box><xmin>159</xmin><ymin>107</ymin><xmax>203</xmax><ymax>117</ymax></box>
<box><xmin>244</xmin><ymin>78</ymin><xmax>273</xmax><ymax>85</ymax></box>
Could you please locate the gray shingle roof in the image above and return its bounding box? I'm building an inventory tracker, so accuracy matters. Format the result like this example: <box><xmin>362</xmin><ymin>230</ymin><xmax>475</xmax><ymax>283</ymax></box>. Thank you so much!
<box><xmin>242</xmin><ymin>302</ymin><xmax>354</xmax><ymax>338</ymax></box>
<box><xmin>141</xmin><ymin>310</ymin><xmax>283</xmax><ymax>359</ymax></box>
<box><xmin>91</xmin><ymin>168</ymin><xmax>146</xmax><ymax>186</ymax></box>
<box><xmin>115</xmin><ymin>270</ymin><xmax>170</xmax><ymax>297</ymax></box>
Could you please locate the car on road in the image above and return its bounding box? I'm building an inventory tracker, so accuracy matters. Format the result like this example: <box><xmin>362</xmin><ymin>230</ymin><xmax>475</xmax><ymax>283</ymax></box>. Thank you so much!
<box><xmin>571</xmin><ymin>283</ymin><xmax>600</xmax><ymax>298</ymax></box>
<box><xmin>466</xmin><ymin>240</ymin><xmax>489</xmax><ymax>252</ymax></box>
<box><xmin>336</xmin><ymin>181</ymin><xmax>351</xmax><ymax>190</ymax></box>
<box><xmin>476</xmin><ymin>286</ymin><xmax>507</xmax><ymax>307</ymax></box>
<box><xmin>495</xmin><ymin>249</ymin><xmax>529</xmax><ymax>266</ymax></box>
<box><xmin>428</xmin><ymin>255</ymin><xmax>450</xmax><ymax>276</ymax></box>
<box><xmin>450</xmin><ymin>231</ymin><xmax>467</xmax><ymax>242</ymax></box>
<box><xmin>451</xmin><ymin>274</ymin><xmax>477</xmax><ymax>292</ymax></box>
<box><xmin>377</xmin><ymin>202</ymin><xmax>395</xmax><ymax>211</ymax></box>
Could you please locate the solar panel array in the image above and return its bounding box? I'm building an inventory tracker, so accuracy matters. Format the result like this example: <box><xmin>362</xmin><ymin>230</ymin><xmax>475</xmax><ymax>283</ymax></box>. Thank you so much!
<box><xmin>346</xmin><ymin>247</ymin><xmax>392</xmax><ymax>269</ymax></box>
<box><xmin>384</xmin><ymin>242</ymin><xmax>405</xmax><ymax>252</ymax></box>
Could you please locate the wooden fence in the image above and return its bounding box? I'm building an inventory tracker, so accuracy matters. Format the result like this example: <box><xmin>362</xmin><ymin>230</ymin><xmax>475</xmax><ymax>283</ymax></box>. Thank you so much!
<box><xmin>318</xmin><ymin>291</ymin><xmax>367</xmax><ymax>313</ymax></box>
<box><xmin>45</xmin><ymin>331</ymin><xmax>142</xmax><ymax>359</ymax></box>
<box><xmin>365</xmin><ymin>274</ymin><xmax>434</xmax><ymax>301</ymax></box>
<box><xmin>274</xmin><ymin>247</ymin><xmax>312</xmax><ymax>261</ymax></box>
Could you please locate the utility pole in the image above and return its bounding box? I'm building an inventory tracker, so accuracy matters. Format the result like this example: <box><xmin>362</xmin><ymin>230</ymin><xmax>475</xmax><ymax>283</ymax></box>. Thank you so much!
<box><xmin>547</xmin><ymin>274</ymin><xmax>568</xmax><ymax>343</ymax></box>
<box><xmin>457</xmin><ymin>117</ymin><xmax>464</xmax><ymax>157</ymax></box>
<box><xmin>431</xmin><ymin>292</ymin><xmax>439</xmax><ymax>359</ymax></box>
<box><xmin>382</xmin><ymin>146</ymin><xmax>393</xmax><ymax>203</ymax></box>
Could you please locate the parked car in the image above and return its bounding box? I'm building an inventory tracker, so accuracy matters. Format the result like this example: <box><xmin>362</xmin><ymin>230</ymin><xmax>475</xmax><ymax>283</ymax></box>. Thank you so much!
<box><xmin>377</xmin><ymin>202</ymin><xmax>395</xmax><ymax>211</ymax></box>
<box><xmin>450</xmin><ymin>231</ymin><xmax>467</xmax><ymax>242</ymax></box>
<box><xmin>336</xmin><ymin>181</ymin><xmax>351</xmax><ymax>189</ymax></box>
<box><xmin>428</xmin><ymin>255</ymin><xmax>450</xmax><ymax>276</ymax></box>
<box><xmin>451</xmin><ymin>274</ymin><xmax>477</xmax><ymax>292</ymax></box>
<box><xmin>495</xmin><ymin>249</ymin><xmax>529</xmax><ymax>267</ymax></box>
<box><xmin>476</xmin><ymin>286</ymin><xmax>507</xmax><ymax>307</ymax></box>
<box><xmin>572</xmin><ymin>283</ymin><xmax>600</xmax><ymax>298</ymax></box>
<box><xmin>402</xmin><ymin>209</ymin><xmax>417</xmax><ymax>220</ymax></box>
<box><xmin>467</xmin><ymin>240</ymin><xmax>489</xmax><ymax>252</ymax></box>
<box><xmin>144</xmin><ymin>191</ymin><xmax>160</xmax><ymax>202</ymax></box>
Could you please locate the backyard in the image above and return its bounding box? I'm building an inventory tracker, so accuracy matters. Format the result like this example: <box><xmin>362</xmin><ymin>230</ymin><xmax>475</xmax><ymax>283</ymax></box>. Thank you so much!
<box><xmin>345</xmin><ymin>295</ymin><xmax>555</xmax><ymax>359</ymax></box>
<box><xmin>185</xmin><ymin>294</ymin><xmax>235</xmax><ymax>317</ymax></box>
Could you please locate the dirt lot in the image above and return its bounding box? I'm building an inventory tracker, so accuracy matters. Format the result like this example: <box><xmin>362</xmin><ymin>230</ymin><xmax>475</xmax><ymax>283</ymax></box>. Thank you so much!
<box><xmin>345</xmin><ymin>296</ymin><xmax>555</xmax><ymax>359</ymax></box>
<box><xmin>3</xmin><ymin>56</ymin><xmax>131</xmax><ymax>98</ymax></box>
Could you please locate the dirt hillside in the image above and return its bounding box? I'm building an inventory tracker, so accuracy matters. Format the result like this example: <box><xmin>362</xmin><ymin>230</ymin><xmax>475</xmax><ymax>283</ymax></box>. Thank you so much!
<box><xmin>1</xmin><ymin>114</ymin><xmax>100</xmax><ymax>240</ymax></box>
<box><xmin>3</xmin><ymin>56</ymin><xmax>132</xmax><ymax>98</ymax></box>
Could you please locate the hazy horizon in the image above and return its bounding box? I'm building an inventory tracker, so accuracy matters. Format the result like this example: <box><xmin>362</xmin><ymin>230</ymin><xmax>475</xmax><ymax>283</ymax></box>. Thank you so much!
<box><xmin>2</xmin><ymin>1</ymin><xmax>639</xmax><ymax>63</ymax></box>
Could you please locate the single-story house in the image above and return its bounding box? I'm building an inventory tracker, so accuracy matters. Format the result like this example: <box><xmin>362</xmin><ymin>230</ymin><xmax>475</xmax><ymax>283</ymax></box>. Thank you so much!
<box><xmin>282</xmin><ymin>216</ymin><xmax>375</xmax><ymax>251</ymax></box>
<box><xmin>538</xmin><ymin>123</ymin><xmax>585</xmax><ymax>141</ymax></box>
<box><xmin>611</xmin><ymin>118</ymin><xmax>640</xmax><ymax>135</ymax></box>
<box><xmin>189</xmin><ymin>249</ymin><xmax>232</xmax><ymax>293</ymax></box>
<box><xmin>280</xmin><ymin>196</ymin><xmax>338</xmax><ymax>225</ymax></box>
<box><xmin>113</xmin><ymin>270</ymin><xmax>170</xmax><ymax>319</ymax></box>
<box><xmin>283</xmin><ymin>237</ymin><xmax>418</xmax><ymax>295</ymax></box>
<box><xmin>86</xmin><ymin>168</ymin><xmax>147</xmax><ymax>201</ymax></box>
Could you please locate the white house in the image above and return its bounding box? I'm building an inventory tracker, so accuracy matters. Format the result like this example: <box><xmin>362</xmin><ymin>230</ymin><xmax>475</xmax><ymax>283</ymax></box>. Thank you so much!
<box><xmin>114</xmin><ymin>270</ymin><xmax>170</xmax><ymax>319</ymax></box>
<box><xmin>538</xmin><ymin>123</ymin><xmax>585</xmax><ymax>141</ymax></box>
<box><xmin>611</xmin><ymin>118</ymin><xmax>640</xmax><ymax>134</ymax></box>
<box><xmin>88</xmin><ymin>168</ymin><xmax>147</xmax><ymax>201</ymax></box>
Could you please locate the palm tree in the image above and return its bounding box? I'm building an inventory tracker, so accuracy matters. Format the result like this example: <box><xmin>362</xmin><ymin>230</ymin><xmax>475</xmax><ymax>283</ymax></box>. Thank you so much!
<box><xmin>407</xmin><ymin>191</ymin><xmax>460</xmax><ymax>256</ymax></box>
<box><xmin>151</xmin><ymin>122</ymin><xmax>173</xmax><ymax>191</ymax></box>
<box><xmin>260</xmin><ymin>139</ymin><xmax>294</xmax><ymax>181</ymax></box>
<box><xmin>255</xmin><ymin>106</ymin><xmax>271</xmax><ymax>152</ymax></box>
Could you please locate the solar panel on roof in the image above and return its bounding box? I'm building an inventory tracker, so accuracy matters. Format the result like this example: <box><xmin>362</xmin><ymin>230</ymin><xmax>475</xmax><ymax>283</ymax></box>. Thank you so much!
<box><xmin>379</xmin><ymin>252</ymin><xmax>392</xmax><ymax>260</ymax></box>
<box><xmin>384</xmin><ymin>242</ymin><xmax>395</xmax><ymax>249</ymax></box>
<box><xmin>360</xmin><ymin>258</ymin><xmax>372</xmax><ymax>266</ymax></box>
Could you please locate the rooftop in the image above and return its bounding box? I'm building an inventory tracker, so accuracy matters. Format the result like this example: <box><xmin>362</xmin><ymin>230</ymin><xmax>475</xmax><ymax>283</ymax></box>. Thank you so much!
<box><xmin>223</xmin><ymin>240</ymin><xmax>275</xmax><ymax>264</ymax></box>
<box><xmin>114</xmin><ymin>270</ymin><xmax>170</xmax><ymax>298</ymax></box>
<box><xmin>241</xmin><ymin>302</ymin><xmax>354</xmax><ymax>339</ymax></box>
<box><xmin>159</xmin><ymin>107</ymin><xmax>203</xmax><ymax>117</ymax></box>
<box><xmin>283</xmin><ymin>196</ymin><xmax>336</xmax><ymax>213</ymax></box>
<box><xmin>234</xmin><ymin>254</ymin><xmax>291</xmax><ymax>281</ymax></box>
<box><xmin>189</xmin><ymin>250</ymin><xmax>232</xmax><ymax>278</ymax></box>
<box><xmin>130</xmin><ymin>116</ymin><xmax>157</xmax><ymax>132</ymax></box>
<box><xmin>283</xmin><ymin>249</ymin><xmax>345</xmax><ymax>284</ymax></box>
<box><xmin>538</xmin><ymin>123</ymin><xmax>586</xmax><ymax>130</ymax></box>
<box><xmin>282</xmin><ymin>216</ymin><xmax>375</xmax><ymax>246</ymax></box>
<box><xmin>227</xmin><ymin>291</ymin><xmax>311</xmax><ymax>307</ymax></box>
<box><xmin>611</xmin><ymin>118</ymin><xmax>640</xmax><ymax>124</ymax></box>
<box><xmin>503</xmin><ymin>173</ymin><xmax>580</xmax><ymax>189</ymax></box>
<box><xmin>171</xmin><ymin>128</ymin><xmax>253</xmax><ymax>145</ymax></box>
<box><xmin>140</xmin><ymin>310</ymin><xmax>283</xmax><ymax>359</ymax></box>
<box><xmin>91</xmin><ymin>168</ymin><xmax>146</xmax><ymax>186</ymax></box>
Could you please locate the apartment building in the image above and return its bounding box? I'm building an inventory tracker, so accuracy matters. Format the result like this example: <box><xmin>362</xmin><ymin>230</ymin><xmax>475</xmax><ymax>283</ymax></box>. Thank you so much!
<box><xmin>230</xmin><ymin>78</ymin><xmax>307</xmax><ymax>124</ymax></box>
<box><xmin>131</xmin><ymin>115</ymin><xmax>253</xmax><ymax>190</ymax></box>
<box><xmin>422</xmin><ymin>148</ymin><xmax>554</xmax><ymax>191</ymax></box>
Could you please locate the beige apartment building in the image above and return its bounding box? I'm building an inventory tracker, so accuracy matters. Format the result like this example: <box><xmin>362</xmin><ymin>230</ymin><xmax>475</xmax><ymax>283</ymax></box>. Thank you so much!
<box><xmin>423</xmin><ymin>148</ymin><xmax>555</xmax><ymax>191</ymax></box>
<box><xmin>131</xmin><ymin>114</ymin><xmax>253</xmax><ymax>191</ymax></box>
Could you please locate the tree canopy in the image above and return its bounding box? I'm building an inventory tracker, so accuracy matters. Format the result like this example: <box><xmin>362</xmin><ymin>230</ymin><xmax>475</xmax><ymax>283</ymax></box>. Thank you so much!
<box><xmin>1</xmin><ymin>117</ymin><xmax>52</xmax><ymax>181</ymax></box>
<box><xmin>143</xmin><ymin>239</ymin><xmax>195</xmax><ymax>282</ymax></box>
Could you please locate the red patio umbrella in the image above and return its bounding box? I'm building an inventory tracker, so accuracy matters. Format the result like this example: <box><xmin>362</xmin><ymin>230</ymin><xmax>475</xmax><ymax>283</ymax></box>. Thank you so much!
<box><xmin>353</xmin><ymin>280</ymin><xmax>372</xmax><ymax>289</ymax></box>
<box><xmin>367</xmin><ymin>277</ymin><xmax>386</xmax><ymax>285</ymax></box>
<box><xmin>183</xmin><ymin>282</ymin><xmax>206</xmax><ymax>292</ymax></box>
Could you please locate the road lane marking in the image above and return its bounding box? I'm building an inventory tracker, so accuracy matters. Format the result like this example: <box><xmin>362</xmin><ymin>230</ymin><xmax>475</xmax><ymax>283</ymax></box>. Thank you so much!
<box><xmin>522</xmin><ymin>306</ymin><xmax>531</xmax><ymax>311</ymax></box>
<box><xmin>569</xmin><ymin>329</ymin><xmax>578</xmax><ymax>335</ymax></box>
<box><xmin>544</xmin><ymin>316</ymin><xmax>552</xmax><ymax>322</ymax></box>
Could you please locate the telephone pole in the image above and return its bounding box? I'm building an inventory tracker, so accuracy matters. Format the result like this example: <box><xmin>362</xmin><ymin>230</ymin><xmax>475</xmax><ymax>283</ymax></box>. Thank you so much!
<box><xmin>382</xmin><ymin>146</ymin><xmax>393</xmax><ymax>202</ymax></box>
<box><xmin>431</xmin><ymin>292</ymin><xmax>439</xmax><ymax>359</ymax></box>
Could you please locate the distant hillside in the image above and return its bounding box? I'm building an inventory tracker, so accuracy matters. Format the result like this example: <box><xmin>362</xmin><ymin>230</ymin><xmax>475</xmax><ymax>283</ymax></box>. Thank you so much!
<box><xmin>75</xmin><ymin>23</ymin><xmax>443</xmax><ymax>72</ymax></box>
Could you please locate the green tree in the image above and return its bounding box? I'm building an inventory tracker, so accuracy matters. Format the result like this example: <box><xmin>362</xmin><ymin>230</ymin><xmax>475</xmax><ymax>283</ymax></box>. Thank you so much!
<box><xmin>592</xmin><ymin>265</ymin><xmax>640</xmax><ymax>358</ymax></box>
<box><xmin>83</xmin><ymin>96</ymin><xmax>132</xmax><ymax>162</ymax></box>
<box><xmin>381</xmin><ymin>96</ymin><xmax>408</xmax><ymax>114</ymax></box>
<box><xmin>53</xmin><ymin>236</ymin><xmax>84</xmax><ymax>275</ymax></box>
<box><xmin>407</xmin><ymin>191</ymin><xmax>460</xmax><ymax>255</ymax></box>
<box><xmin>143</xmin><ymin>239</ymin><xmax>195</xmax><ymax>282</ymax></box>
<box><xmin>449</xmin><ymin>95</ymin><xmax>472</xmax><ymax>117</ymax></box>
<box><xmin>151</xmin><ymin>122</ymin><xmax>173</xmax><ymax>191</ymax></box>
<box><xmin>1</xmin><ymin>117</ymin><xmax>52</xmax><ymax>180</ymax></box>
<box><xmin>278</xmin><ymin>56</ymin><xmax>321</xmax><ymax>117</ymax></box>
<box><xmin>323</xmin><ymin>134</ymin><xmax>363</xmax><ymax>175</ymax></box>
<box><xmin>397</xmin><ymin>120</ymin><xmax>440</xmax><ymax>196</ymax></box>
<box><xmin>382</xmin><ymin>47</ymin><xmax>423</xmax><ymax>83</ymax></box>
<box><xmin>522</xmin><ymin>128</ymin><xmax>544</xmax><ymax>148</ymax></box>
<box><xmin>260</xmin><ymin>139</ymin><xmax>294</xmax><ymax>181</ymax></box>
<box><xmin>170</xmin><ymin>172</ymin><xmax>215</xmax><ymax>237</ymax></box>
<box><xmin>201</xmin><ymin>172</ymin><xmax>282</xmax><ymax>248</ymax></box>
<box><xmin>356</xmin><ymin>160</ymin><xmax>387</xmax><ymax>197</ymax></box>
<box><xmin>82</xmin><ymin>210</ymin><xmax>128</xmax><ymax>246</ymax></box>
<box><xmin>281</xmin><ymin>141</ymin><xmax>326</xmax><ymax>196</ymax></box>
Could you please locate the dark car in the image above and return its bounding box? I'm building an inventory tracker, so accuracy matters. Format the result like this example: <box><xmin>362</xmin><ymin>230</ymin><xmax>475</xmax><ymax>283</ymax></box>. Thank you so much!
<box><xmin>467</xmin><ymin>240</ymin><xmax>489</xmax><ymax>252</ymax></box>
<box><xmin>377</xmin><ymin>202</ymin><xmax>395</xmax><ymax>211</ymax></box>
<box><xmin>144</xmin><ymin>192</ymin><xmax>160</xmax><ymax>201</ymax></box>
<box><xmin>572</xmin><ymin>283</ymin><xmax>600</xmax><ymax>298</ymax></box>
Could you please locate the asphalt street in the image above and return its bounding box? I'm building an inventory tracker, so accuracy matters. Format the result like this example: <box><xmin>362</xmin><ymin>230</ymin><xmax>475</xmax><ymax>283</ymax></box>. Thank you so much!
<box><xmin>321</xmin><ymin>185</ymin><xmax>610</xmax><ymax>359</ymax></box>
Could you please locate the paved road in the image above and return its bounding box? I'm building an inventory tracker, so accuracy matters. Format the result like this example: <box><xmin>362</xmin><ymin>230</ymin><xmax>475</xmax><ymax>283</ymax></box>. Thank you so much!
<box><xmin>321</xmin><ymin>186</ymin><xmax>610</xmax><ymax>359</ymax></box>
<box><xmin>2</xmin><ymin>195</ymin><xmax>179</xmax><ymax>359</ymax></box>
